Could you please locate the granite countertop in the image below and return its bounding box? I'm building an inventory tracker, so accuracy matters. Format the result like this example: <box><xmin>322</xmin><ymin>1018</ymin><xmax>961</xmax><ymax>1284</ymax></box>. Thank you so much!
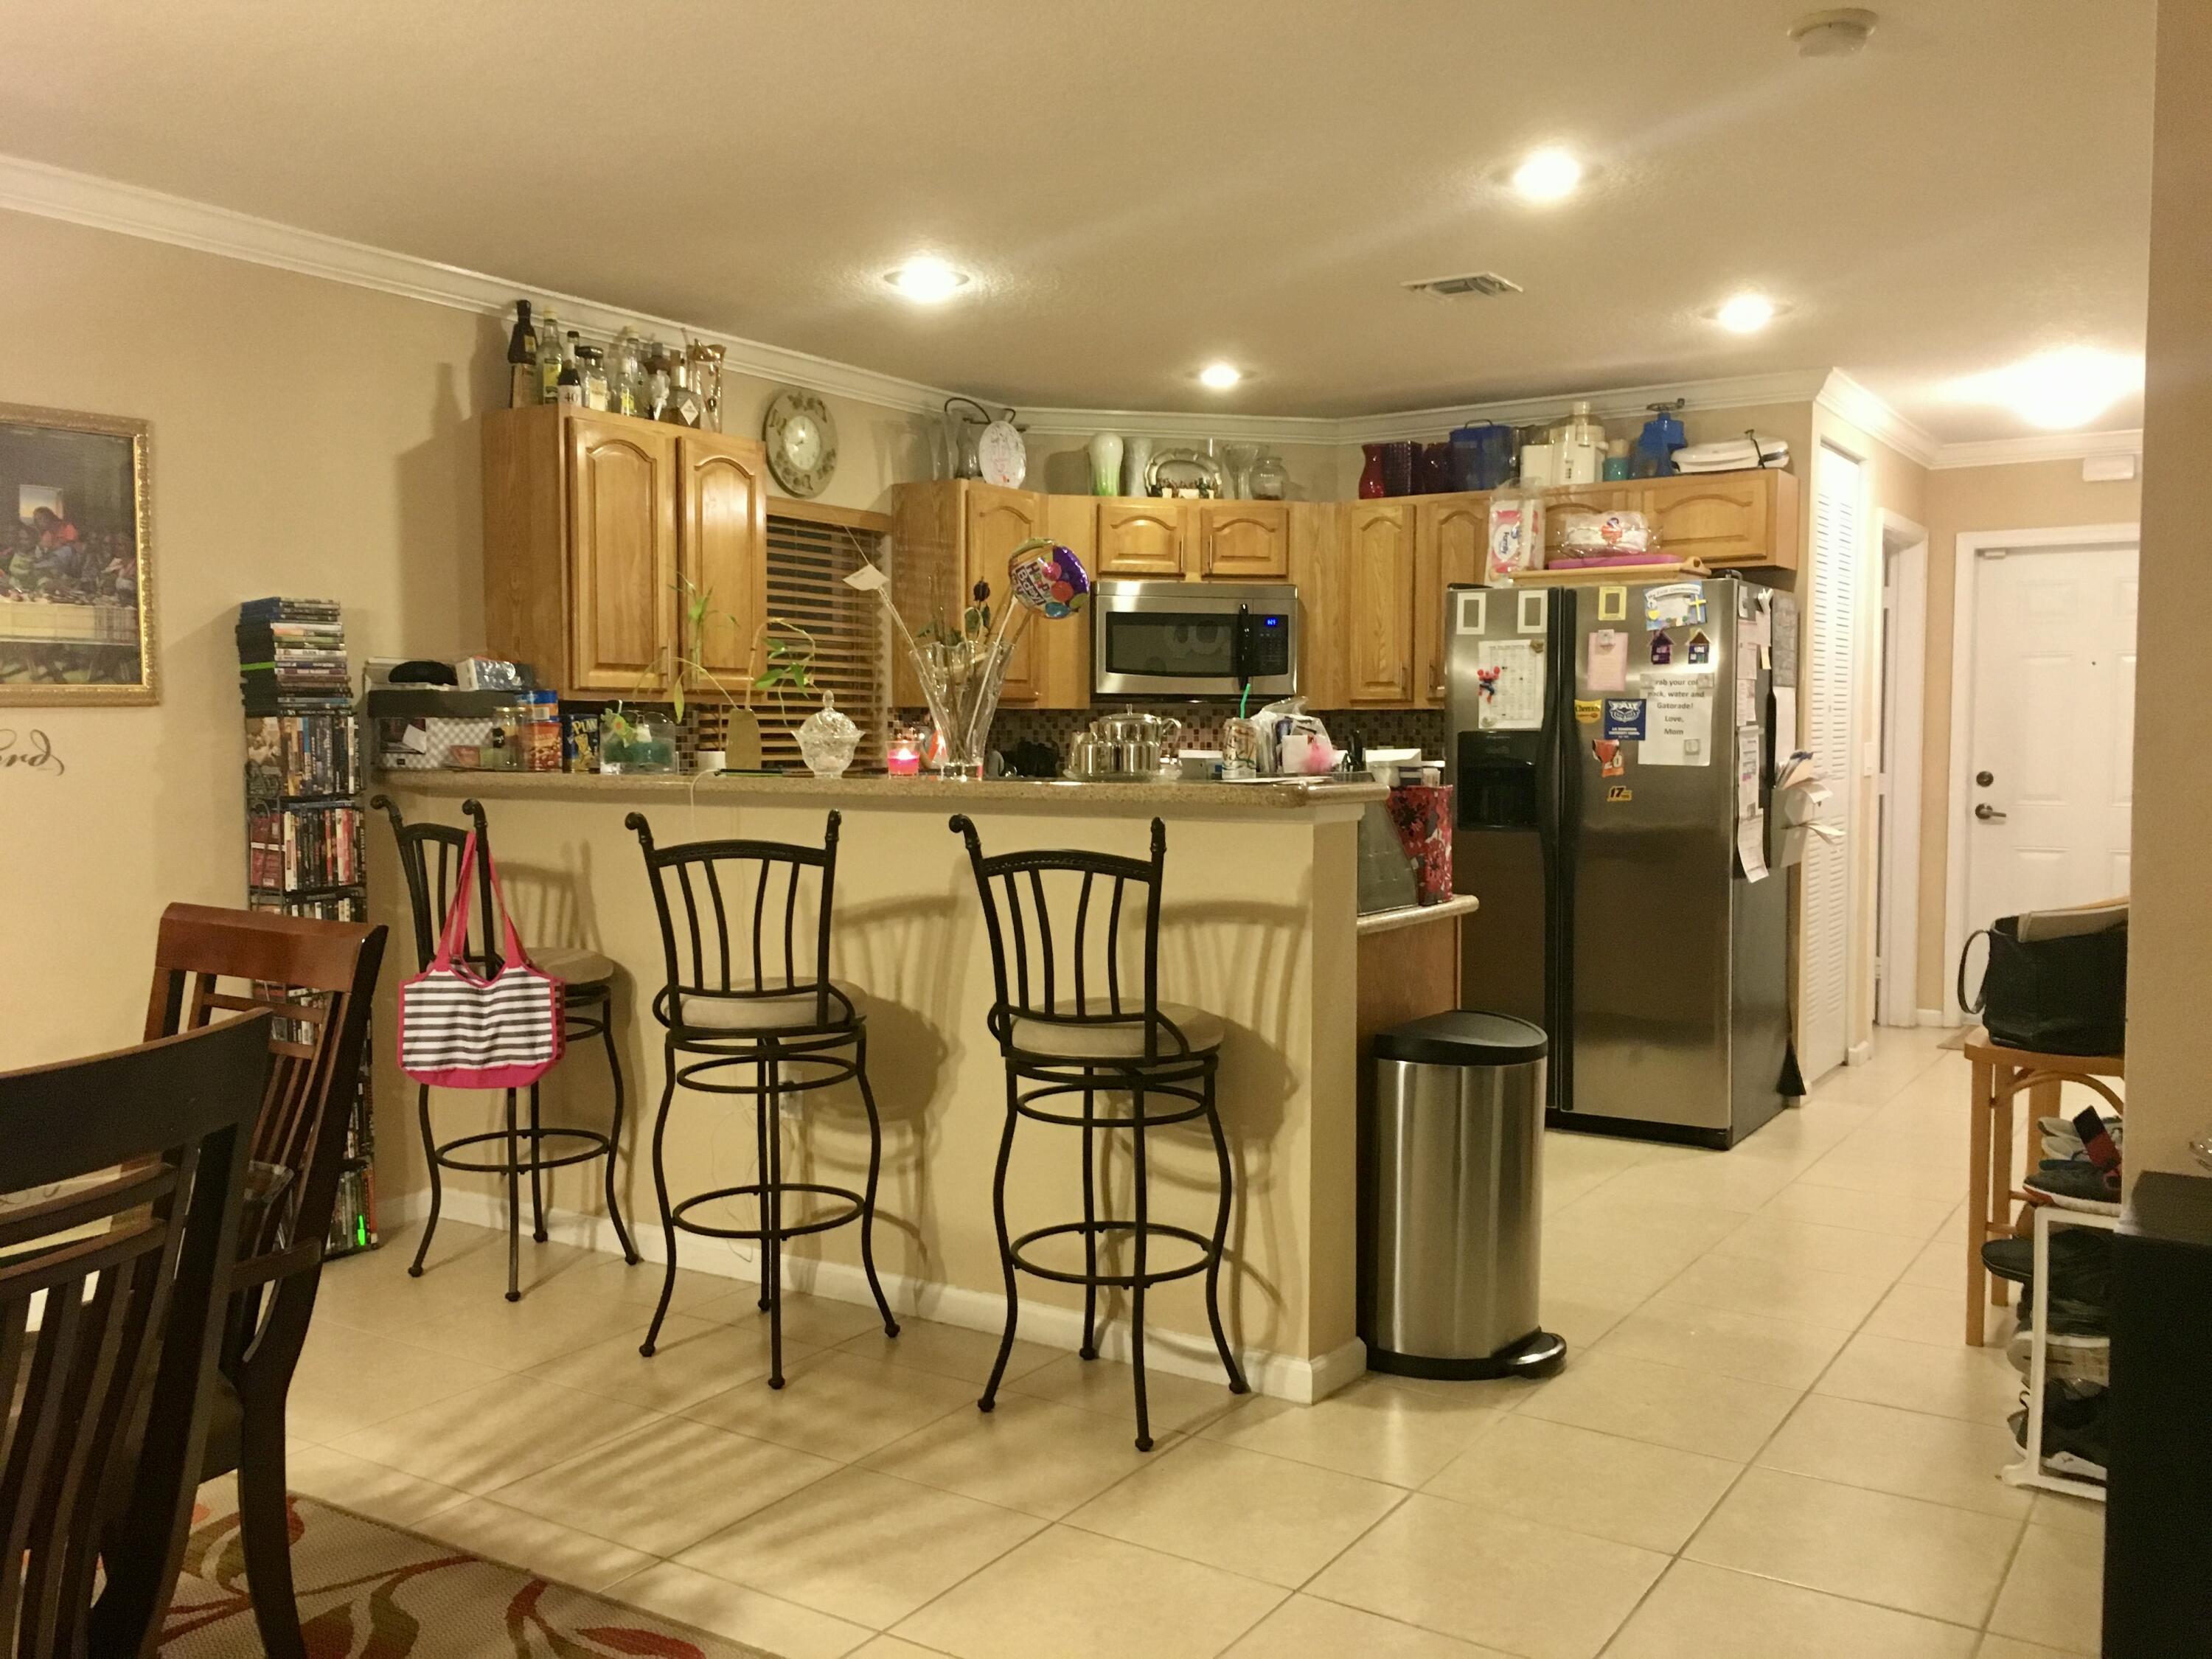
<box><xmin>375</xmin><ymin>767</ymin><xmax>1388</xmax><ymax>815</ymax></box>
<box><xmin>1356</xmin><ymin>893</ymin><xmax>1481</xmax><ymax>936</ymax></box>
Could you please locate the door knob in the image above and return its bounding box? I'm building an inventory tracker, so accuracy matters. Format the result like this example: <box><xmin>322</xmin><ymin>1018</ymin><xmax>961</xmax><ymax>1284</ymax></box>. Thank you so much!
<box><xmin>1975</xmin><ymin>803</ymin><xmax>2007</xmax><ymax>822</ymax></box>
<box><xmin>1976</xmin><ymin>770</ymin><xmax>1994</xmax><ymax>787</ymax></box>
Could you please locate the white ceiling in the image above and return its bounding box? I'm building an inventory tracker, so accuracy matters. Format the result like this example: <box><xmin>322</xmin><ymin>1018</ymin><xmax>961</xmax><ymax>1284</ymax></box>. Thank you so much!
<box><xmin>0</xmin><ymin>0</ymin><xmax>2154</xmax><ymax>442</ymax></box>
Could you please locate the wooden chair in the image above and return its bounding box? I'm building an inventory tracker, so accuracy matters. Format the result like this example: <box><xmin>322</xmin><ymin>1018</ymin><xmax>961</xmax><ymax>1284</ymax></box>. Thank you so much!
<box><xmin>1964</xmin><ymin>1027</ymin><xmax>2125</xmax><ymax>1344</ymax></box>
<box><xmin>142</xmin><ymin>903</ymin><xmax>388</xmax><ymax>1659</ymax></box>
<box><xmin>1</xmin><ymin>1013</ymin><xmax>269</xmax><ymax>1659</ymax></box>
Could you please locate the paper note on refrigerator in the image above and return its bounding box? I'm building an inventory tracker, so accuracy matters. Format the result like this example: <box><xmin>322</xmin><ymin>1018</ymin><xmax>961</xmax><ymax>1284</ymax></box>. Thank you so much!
<box><xmin>1771</xmin><ymin>686</ymin><xmax>1798</xmax><ymax>771</ymax></box>
<box><xmin>1736</xmin><ymin>672</ymin><xmax>1761</xmax><ymax>726</ymax></box>
<box><xmin>1641</xmin><ymin>675</ymin><xmax>1714</xmax><ymax>766</ymax></box>
<box><xmin>1736</xmin><ymin>815</ymin><xmax>1770</xmax><ymax>882</ymax></box>
<box><xmin>1736</xmin><ymin>724</ymin><xmax>1762</xmax><ymax>819</ymax></box>
<box><xmin>1586</xmin><ymin>629</ymin><xmax>1630</xmax><ymax>692</ymax></box>
<box><xmin>1473</xmin><ymin>639</ymin><xmax>1545</xmax><ymax>731</ymax></box>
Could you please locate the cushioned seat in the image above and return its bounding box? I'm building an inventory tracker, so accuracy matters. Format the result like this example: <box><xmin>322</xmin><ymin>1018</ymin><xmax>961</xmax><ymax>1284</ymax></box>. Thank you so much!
<box><xmin>1009</xmin><ymin>1001</ymin><xmax>1223</xmax><ymax>1060</ymax></box>
<box><xmin>676</xmin><ymin>982</ymin><xmax>861</xmax><ymax>1032</ymax></box>
<box><xmin>533</xmin><ymin>945</ymin><xmax>616</xmax><ymax>986</ymax></box>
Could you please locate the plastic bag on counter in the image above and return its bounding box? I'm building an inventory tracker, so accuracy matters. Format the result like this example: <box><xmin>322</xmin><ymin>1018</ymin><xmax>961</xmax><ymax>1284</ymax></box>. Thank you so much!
<box><xmin>1253</xmin><ymin>697</ymin><xmax>1338</xmax><ymax>776</ymax></box>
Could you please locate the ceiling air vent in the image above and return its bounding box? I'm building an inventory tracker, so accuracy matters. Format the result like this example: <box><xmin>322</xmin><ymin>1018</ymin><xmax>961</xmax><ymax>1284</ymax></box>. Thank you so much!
<box><xmin>1404</xmin><ymin>271</ymin><xmax>1523</xmax><ymax>299</ymax></box>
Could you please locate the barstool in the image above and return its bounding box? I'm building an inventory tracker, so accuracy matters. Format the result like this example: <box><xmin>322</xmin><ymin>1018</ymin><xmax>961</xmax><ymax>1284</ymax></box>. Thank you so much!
<box><xmin>625</xmin><ymin>809</ymin><xmax>897</xmax><ymax>1385</ymax></box>
<box><xmin>372</xmin><ymin>796</ymin><xmax>639</xmax><ymax>1301</ymax></box>
<box><xmin>948</xmin><ymin>813</ymin><xmax>1247</xmax><ymax>1451</ymax></box>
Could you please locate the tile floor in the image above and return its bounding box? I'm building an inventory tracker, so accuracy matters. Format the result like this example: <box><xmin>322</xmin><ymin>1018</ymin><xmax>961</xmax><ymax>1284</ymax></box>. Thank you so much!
<box><xmin>263</xmin><ymin>1028</ymin><xmax>2104</xmax><ymax>1658</ymax></box>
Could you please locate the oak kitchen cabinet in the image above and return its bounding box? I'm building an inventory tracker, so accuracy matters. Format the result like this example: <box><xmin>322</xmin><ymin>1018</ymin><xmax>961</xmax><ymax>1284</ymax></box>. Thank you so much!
<box><xmin>482</xmin><ymin>406</ymin><xmax>768</xmax><ymax>696</ymax></box>
<box><xmin>1342</xmin><ymin>501</ymin><xmax>1417</xmax><ymax>705</ymax></box>
<box><xmin>1647</xmin><ymin>467</ymin><xmax>1800</xmax><ymax>570</ymax></box>
<box><xmin>1414</xmin><ymin>492</ymin><xmax>1489</xmax><ymax>707</ymax></box>
<box><xmin>1092</xmin><ymin>498</ymin><xmax>1290</xmax><ymax>580</ymax></box>
<box><xmin>892</xmin><ymin>479</ymin><xmax>1089</xmax><ymax>709</ymax></box>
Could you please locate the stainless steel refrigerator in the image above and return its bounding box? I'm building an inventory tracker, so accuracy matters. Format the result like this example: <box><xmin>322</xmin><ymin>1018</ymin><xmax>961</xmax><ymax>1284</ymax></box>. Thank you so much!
<box><xmin>1444</xmin><ymin>573</ymin><xmax>1792</xmax><ymax>1148</ymax></box>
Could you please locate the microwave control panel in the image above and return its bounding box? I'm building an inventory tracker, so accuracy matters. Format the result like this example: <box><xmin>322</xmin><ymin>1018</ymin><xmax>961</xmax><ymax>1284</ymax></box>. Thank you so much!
<box><xmin>1246</xmin><ymin>615</ymin><xmax>1293</xmax><ymax>675</ymax></box>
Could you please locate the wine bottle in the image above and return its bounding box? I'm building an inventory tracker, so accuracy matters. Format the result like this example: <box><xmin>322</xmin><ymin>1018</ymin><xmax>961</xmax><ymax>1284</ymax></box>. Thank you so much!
<box><xmin>536</xmin><ymin>309</ymin><xmax>565</xmax><ymax>404</ymax></box>
<box><xmin>506</xmin><ymin>300</ymin><xmax>538</xmax><ymax>409</ymax></box>
<box><xmin>556</xmin><ymin>330</ymin><xmax>585</xmax><ymax>408</ymax></box>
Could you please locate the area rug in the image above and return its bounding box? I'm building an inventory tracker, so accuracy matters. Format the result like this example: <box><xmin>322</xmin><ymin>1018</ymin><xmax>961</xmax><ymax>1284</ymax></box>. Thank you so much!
<box><xmin>159</xmin><ymin>1492</ymin><xmax>779</xmax><ymax>1658</ymax></box>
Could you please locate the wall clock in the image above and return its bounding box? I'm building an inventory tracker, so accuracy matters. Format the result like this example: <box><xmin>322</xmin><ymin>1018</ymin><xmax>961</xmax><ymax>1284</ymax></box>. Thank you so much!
<box><xmin>762</xmin><ymin>389</ymin><xmax>838</xmax><ymax>498</ymax></box>
<box><xmin>975</xmin><ymin>417</ymin><xmax>1027</xmax><ymax>488</ymax></box>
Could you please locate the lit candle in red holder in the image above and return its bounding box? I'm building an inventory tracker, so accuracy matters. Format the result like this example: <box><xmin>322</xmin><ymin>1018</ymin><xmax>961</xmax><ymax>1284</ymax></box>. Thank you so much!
<box><xmin>886</xmin><ymin>736</ymin><xmax>921</xmax><ymax>776</ymax></box>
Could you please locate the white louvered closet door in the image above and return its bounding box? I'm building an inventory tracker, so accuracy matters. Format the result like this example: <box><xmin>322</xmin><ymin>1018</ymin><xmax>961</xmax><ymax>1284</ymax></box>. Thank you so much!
<box><xmin>1801</xmin><ymin>445</ymin><xmax>1861</xmax><ymax>1084</ymax></box>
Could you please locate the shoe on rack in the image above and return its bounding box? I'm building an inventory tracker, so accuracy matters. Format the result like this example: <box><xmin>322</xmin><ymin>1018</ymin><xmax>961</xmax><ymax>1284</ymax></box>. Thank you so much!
<box><xmin>2007</xmin><ymin>1307</ymin><xmax>2111</xmax><ymax>1386</ymax></box>
<box><xmin>2009</xmin><ymin>1382</ymin><xmax>2110</xmax><ymax>1482</ymax></box>
<box><xmin>2024</xmin><ymin>1159</ymin><xmax>2122</xmax><ymax>1215</ymax></box>
<box><xmin>1980</xmin><ymin>1229</ymin><xmax>2112</xmax><ymax>1336</ymax></box>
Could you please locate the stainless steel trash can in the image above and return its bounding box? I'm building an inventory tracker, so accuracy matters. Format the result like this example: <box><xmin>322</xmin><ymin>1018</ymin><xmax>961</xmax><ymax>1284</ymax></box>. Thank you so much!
<box><xmin>1360</xmin><ymin>1010</ymin><xmax>1566</xmax><ymax>1380</ymax></box>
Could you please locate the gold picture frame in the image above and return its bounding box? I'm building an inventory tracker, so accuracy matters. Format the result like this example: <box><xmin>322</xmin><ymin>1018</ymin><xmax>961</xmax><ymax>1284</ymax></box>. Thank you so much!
<box><xmin>0</xmin><ymin>401</ymin><xmax>156</xmax><ymax>706</ymax></box>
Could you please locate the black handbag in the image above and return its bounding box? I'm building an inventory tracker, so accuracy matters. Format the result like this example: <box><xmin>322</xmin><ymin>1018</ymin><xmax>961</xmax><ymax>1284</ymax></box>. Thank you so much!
<box><xmin>1958</xmin><ymin>915</ymin><xmax>2127</xmax><ymax>1056</ymax></box>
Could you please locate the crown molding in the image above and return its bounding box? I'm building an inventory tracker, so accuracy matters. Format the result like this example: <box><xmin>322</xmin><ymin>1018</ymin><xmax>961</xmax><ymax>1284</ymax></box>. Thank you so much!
<box><xmin>0</xmin><ymin>152</ymin><xmax>2140</xmax><ymax>473</ymax></box>
<box><xmin>0</xmin><ymin>151</ymin><xmax>956</xmax><ymax>416</ymax></box>
<box><xmin>1927</xmin><ymin>427</ymin><xmax>2143</xmax><ymax>470</ymax></box>
<box><xmin>1813</xmin><ymin>369</ymin><xmax>1944</xmax><ymax>467</ymax></box>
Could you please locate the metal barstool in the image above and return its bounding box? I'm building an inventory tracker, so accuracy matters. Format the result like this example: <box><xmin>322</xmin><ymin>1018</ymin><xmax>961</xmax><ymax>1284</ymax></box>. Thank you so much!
<box><xmin>372</xmin><ymin>795</ymin><xmax>639</xmax><ymax>1301</ymax></box>
<box><xmin>626</xmin><ymin>809</ymin><xmax>897</xmax><ymax>1385</ymax></box>
<box><xmin>948</xmin><ymin>813</ymin><xmax>1247</xmax><ymax>1450</ymax></box>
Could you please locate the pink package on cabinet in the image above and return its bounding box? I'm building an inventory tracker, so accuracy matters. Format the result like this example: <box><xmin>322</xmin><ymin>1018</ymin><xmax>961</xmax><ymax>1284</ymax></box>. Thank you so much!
<box><xmin>1386</xmin><ymin>785</ymin><xmax>1455</xmax><ymax>905</ymax></box>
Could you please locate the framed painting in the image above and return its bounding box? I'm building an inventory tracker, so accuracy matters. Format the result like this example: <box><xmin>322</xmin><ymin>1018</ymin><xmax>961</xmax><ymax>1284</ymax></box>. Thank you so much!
<box><xmin>0</xmin><ymin>402</ymin><xmax>155</xmax><ymax>705</ymax></box>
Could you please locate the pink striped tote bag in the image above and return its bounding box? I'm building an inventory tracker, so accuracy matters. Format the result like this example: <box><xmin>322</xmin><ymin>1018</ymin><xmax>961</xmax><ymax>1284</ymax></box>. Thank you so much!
<box><xmin>397</xmin><ymin>831</ymin><xmax>566</xmax><ymax>1088</ymax></box>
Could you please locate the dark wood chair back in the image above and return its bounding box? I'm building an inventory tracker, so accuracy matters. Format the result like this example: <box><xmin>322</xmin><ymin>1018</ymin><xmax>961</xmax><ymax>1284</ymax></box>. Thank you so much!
<box><xmin>625</xmin><ymin>810</ymin><xmax>851</xmax><ymax>1032</ymax></box>
<box><xmin>369</xmin><ymin>794</ymin><xmax>499</xmax><ymax>973</ymax></box>
<box><xmin>0</xmin><ymin>1014</ymin><xmax>269</xmax><ymax>1659</ymax></box>
<box><xmin>948</xmin><ymin>814</ymin><xmax>1181</xmax><ymax>1060</ymax></box>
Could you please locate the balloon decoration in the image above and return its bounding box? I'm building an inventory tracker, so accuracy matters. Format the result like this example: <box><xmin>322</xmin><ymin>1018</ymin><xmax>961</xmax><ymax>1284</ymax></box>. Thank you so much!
<box><xmin>1006</xmin><ymin>539</ymin><xmax>1091</xmax><ymax>620</ymax></box>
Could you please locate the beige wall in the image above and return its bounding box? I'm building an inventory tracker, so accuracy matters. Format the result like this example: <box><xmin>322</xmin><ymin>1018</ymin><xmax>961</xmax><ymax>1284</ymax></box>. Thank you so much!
<box><xmin>1910</xmin><ymin>459</ymin><xmax>2143</xmax><ymax>1013</ymax></box>
<box><xmin>0</xmin><ymin>209</ymin><xmax>922</xmax><ymax>1076</ymax></box>
<box><xmin>2125</xmin><ymin>3</ymin><xmax>2212</xmax><ymax>1186</ymax></box>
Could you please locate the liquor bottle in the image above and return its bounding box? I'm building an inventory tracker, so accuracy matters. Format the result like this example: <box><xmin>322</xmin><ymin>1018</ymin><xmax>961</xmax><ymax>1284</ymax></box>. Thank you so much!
<box><xmin>556</xmin><ymin>331</ymin><xmax>585</xmax><ymax>407</ymax></box>
<box><xmin>506</xmin><ymin>300</ymin><xmax>538</xmax><ymax>409</ymax></box>
<box><xmin>536</xmin><ymin>309</ymin><xmax>565</xmax><ymax>404</ymax></box>
<box><xmin>577</xmin><ymin>344</ymin><xmax>609</xmax><ymax>411</ymax></box>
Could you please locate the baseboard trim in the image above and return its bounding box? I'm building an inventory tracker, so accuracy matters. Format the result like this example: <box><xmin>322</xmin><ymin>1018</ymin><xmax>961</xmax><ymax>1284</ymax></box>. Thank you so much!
<box><xmin>1916</xmin><ymin>1007</ymin><xmax>1956</xmax><ymax>1029</ymax></box>
<box><xmin>378</xmin><ymin>1188</ymin><xmax>1363</xmax><ymax>1406</ymax></box>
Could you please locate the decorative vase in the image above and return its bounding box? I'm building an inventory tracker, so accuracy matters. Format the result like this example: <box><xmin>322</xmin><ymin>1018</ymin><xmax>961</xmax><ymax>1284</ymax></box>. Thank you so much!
<box><xmin>1123</xmin><ymin>436</ymin><xmax>1154</xmax><ymax>497</ymax></box>
<box><xmin>796</xmin><ymin>692</ymin><xmax>860</xmax><ymax>779</ymax></box>
<box><xmin>1249</xmin><ymin>451</ymin><xmax>1289</xmax><ymax>501</ymax></box>
<box><xmin>1357</xmin><ymin>444</ymin><xmax>1386</xmax><ymax>499</ymax></box>
<box><xmin>1088</xmin><ymin>432</ymin><xmax>1124</xmax><ymax>496</ymax></box>
<box><xmin>1381</xmin><ymin>441</ymin><xmax>1416</xmax><ymax>497</ymax></box>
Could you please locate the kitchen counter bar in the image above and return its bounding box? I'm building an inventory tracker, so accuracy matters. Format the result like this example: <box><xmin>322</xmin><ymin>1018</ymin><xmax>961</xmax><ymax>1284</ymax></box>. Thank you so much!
<box><xmin>368</xmin><ymin>767</ymin><xmax>1374</xmax><ymax>1402</ymax></box>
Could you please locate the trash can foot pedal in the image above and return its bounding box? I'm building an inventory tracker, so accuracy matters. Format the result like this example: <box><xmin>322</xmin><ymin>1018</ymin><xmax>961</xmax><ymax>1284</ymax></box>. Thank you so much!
<box><xmin>1366</xmin><ymin>1329</ymin><xmax>1567</xmax><ymax>1382</ymax></box>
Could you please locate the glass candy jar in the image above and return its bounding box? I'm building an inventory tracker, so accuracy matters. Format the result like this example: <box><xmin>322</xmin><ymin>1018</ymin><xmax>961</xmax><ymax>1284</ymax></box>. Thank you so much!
<box><xmin>796</xmin><ymin>691</ymin><xmax>860</xmax><ymax>779</ymax></box>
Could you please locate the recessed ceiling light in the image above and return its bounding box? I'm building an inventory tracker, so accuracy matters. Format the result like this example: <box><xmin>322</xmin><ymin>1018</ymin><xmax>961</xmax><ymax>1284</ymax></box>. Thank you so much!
<box><xmin>883</xmin><ymin>257</ymin><xmax>969</xmax><ymax>303</ymax></box>
<box><xmin>1510</xmin><ymin>149</ymin><xmax>1582</xmax><ymax>203</ymax></box>
<box><xmin>1714</xmin><ymin>293</ymin><xmax>1778</xmax><ymax>333</ymax></box>
<box><xmin>1790</xmin><ymin>7</ymin><xmax>1878</xmax><ymax>58</ymax></box>
<box><xmin>1951</xmin><ymin>348</ymin><xmax>2143</xmax><ymax>430</ymax></box>
<box><xmin>1198</xmin><ymin>362</ymin><xmax>1242</xmax><ymax>390</ymax></box>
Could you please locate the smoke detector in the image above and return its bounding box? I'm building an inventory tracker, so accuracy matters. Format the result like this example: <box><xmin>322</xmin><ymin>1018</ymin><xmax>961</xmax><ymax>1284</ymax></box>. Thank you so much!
<box><xmin>1790</xmin><ymin>8</ymin><xmax>1877</xmax><ymax>57</ymax></box>
<box><xmin>1405</xmin><ymin>271</ymin><xmax>1523</xmax><ymax>299</ymax></box>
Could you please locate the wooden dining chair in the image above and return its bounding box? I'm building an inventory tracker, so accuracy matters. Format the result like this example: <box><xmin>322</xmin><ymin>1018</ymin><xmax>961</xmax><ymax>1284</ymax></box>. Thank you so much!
<box><xmin>1</xmin><ymin>1013</ymin><xmax>269</xmax><ymax>1659</ymax></box>
<box><xmin>142</xmin><ymin>903</ymin><xmax>387</xmax><ymax>1659</ymax></box>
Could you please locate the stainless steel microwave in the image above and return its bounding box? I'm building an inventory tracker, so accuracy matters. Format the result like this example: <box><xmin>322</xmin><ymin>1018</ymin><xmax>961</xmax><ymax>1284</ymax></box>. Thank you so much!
<box><xmin>1091</xmin><ymin>580</ymin><xmax>1298</xmax><ymax>700</ymax></box>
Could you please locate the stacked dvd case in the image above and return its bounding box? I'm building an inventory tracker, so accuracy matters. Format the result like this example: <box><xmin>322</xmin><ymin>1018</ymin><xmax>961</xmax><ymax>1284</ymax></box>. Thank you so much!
<box><xmin>238</xmin><ymin>598</ymin><xmax>378</xmax><ymax>1256</ymax></box>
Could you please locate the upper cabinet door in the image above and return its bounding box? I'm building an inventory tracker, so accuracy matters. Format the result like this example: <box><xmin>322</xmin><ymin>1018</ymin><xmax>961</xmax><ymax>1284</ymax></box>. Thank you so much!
<box><xmin>1200</xmin><ymin>501</ymin><xmax>1290</xmax><ymax>579</ymax></box>
<box><xmin>1648</xmin><ymin>470</ymin><xmax>1799</xmax><ymax>569</ymax></box>
<box><xmin>964</xmin><ymin>482</ymin><xmax>1049</xmax><ymax>703</ymax></box>
<box><xmin>677</xmin><ymin>434</ymin><xmax>768</xmax><ymax>692</ymax></box>
<box><xmin>1416</xmin><ymin>493</ymin><xmax>1488</xmax><ymax>706</ymax></box>
<box><xmin>1345</xmin><ymin>502</ymin><xmax>1416</xmax><ymax>705</ymax></box>
<box><xmin>566</xmin><ymin>414</ymin><xmax>677</xmax><ymax>692</ymax></box>
<box><xmin>1095</xmin><ymin>500</ymin><xmax>1188</xmax><ymax>577</ymax></box>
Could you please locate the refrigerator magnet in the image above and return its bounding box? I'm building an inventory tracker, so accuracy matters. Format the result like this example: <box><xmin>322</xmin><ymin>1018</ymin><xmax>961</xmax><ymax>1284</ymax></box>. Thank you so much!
<box><xmin>1454</xmin><ymin>590</ymin><xmax>1487</xmax><ymax>634</ymax></box>
<box><xmin>1576</xmin><ymin>698</ymin><xmax>1602</xmax><ymax>723</ymax></box>
<box><xmin>1649</xmin><ymin>629</ymin><xmax>1674</xmax><ymax>665</ymax></box>
<box><xmin>1594</xmin><ymin>739</ymin><xmax>1625</xmax><ymax>777</ymax></box>
<box><xmin>1586</xmin><ymin>629</ymin><xmax>1630</xmax><ymax>692</ymax></box>
<box><xmin>1602</xmin><ymin>699</ymin><xmax>1647</xmax><ymax>739</ymax></box>
<box><xmin>1688</xmin><ymin>630</ymin><xmax>1711</xmax><ymax>664</ymax></box>
<box><xmin>1598</xmin><ymin>585</ymin><xmax>1628</xmax><ymax>621</ymax></box>
<box><xmin>1607</xmin><ymin>784</ymin><xmax>1634</xmax><ymax>803</ymax></box>
<box><xmin>1516</xmin><ymin>589</ymin><xmax>1548</xmax><ymax>633</ymax></box>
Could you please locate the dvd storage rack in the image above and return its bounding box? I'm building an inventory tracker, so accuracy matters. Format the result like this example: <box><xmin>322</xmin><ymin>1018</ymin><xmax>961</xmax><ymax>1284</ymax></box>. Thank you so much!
<box><xmin>237</xmin><ymin>597</ymin><xmax>378</xmax><ymax>1257</ymax></box>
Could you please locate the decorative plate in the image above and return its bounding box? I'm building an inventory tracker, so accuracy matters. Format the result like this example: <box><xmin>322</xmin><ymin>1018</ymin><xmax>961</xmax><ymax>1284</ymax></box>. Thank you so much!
<box><xmin>763</xmin><ymin>389</ymin><xmax>838</xmax><ymax>498</ymax></box>
<box><xmin>976</xmin><ymin>417</ymin><xmax>1027</xmax><ymax>488</ymax></box>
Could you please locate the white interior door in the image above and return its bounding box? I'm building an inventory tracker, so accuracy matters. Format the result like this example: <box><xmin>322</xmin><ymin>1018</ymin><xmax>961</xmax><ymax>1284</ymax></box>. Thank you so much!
<box><xmin>1965</xmin><ymin>543</ymin><xmax>2138</xmax><ymax>929</ymax></box>
<box><xmin>1801</xmin><ymin>445</ymin><xmax>1861</xmax><ymax>1082</ymax></box>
